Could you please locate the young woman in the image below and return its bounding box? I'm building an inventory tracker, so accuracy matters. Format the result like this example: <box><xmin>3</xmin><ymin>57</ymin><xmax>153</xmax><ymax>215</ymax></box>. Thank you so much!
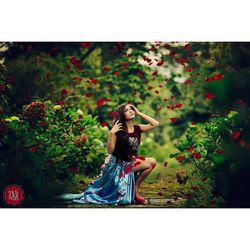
<box><xmin>54</xmin><ymin>103</ymin><xmax>159</xmax><ymax>205</ymax></box>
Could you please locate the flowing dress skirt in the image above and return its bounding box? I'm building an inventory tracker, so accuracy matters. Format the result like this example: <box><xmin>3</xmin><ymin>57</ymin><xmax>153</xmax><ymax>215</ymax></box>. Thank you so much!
<box><xmin>54</xmin><ymin>154</ymin><xmax>137</xmax><ymax>205</ymax></box>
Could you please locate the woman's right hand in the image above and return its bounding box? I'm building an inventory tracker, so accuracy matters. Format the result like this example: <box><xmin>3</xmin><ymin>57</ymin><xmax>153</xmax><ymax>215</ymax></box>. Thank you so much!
<box><xmin>110</xmin><ymin>120</ymin><xmax>123</xmax><ymax>134</ymax></box>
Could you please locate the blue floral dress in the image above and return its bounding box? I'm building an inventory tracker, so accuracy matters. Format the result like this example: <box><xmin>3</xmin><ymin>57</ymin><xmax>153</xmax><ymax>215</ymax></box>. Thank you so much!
<box><xmin>54</xmin><ymin>125</ymin><xmax>142</xmax><ymax>205</ymax></box>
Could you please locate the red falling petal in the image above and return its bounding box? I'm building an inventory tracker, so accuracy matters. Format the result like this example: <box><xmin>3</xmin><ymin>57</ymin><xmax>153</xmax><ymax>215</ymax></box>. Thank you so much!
<box><xmin>216</xmin><ymin>149</ymin><xmax>224</xmax><ymax>154</ymax></box>
<box><xmin>170</xmin><ymin>118</ymin><xmax>177</xmax><ymax>123</ymax></box>
<box><xmin>85</xmin><ymin>93</ymin><xmax>93</xmax><ymax>98</ymax></box>
<box><xmin>135</xmin><ymin>156</ymin><xmax>145</xmax><ymax>161</ymax></box>
<box><xmin>101</xmin><ymin>122</ymin><xmax>107</xmax><ymax>128</ymax></box>
<box><xmin>238</xmin><ymin>140</ymin><xmax>245</xmax><ymax>146</ymax></box>
<box><xmin>236</xmin><ymin>99</ymin><xmax>244</xmax><ymax>105</ymax></box>
<box><xmin>169</xmin><ymin>51</ymin><xmax>177</xmax><ymax>57</ymax></box>
<box><xmin>156</xmin><ymin>60</ymin><xmax>164</xmax><ymax>66</ymax></box>
<box><xmin>109</xmin><ymin>111</ymin><xmax>118</xmax><ymax>118</ymax></box>
<box><xmin>192</xmin><ymin>152</ymin><xmax>201</xmax><ymax>159</ymax></box>
<box><xmin>80</xmin><ymin>42</ymin><xmax>91</xmax><ymax>48</ymax></box>
<box><xmin>56</xmin><ymin>100</ymin><xmax>65</xmax><ymax>106</ymax></box>
<box><xmin>61</xmin><ymin>89</ymin><xmax>68</xmax><ymax>96</ymax></box>
<box><xmin>186</xmin><ymin>67</ymin><xmax>193</xmax><ymax>72</ymax></box>
<box><xmin>176</xmin><ymin>155</ymin><xmax>185</xmax><ymax>162</ymax></box>
<box><xmin>212</xmin><ymin>74</ymin><xmax>224</xmax><ymax>81</ymax></box>
<box><xmin>232</xmin><ymin>130</ymin><xmax>241</xmax><ymax>140</ymax></box>
<box><xmin>89</xmin><ymin>78</ymin><xmax>98</xmax><ymax>84</ymax></box>
<box><xmin>97</xmin><ymin>98</ymin><xmax>109</xmax><ymax>107</ymax></box>
<box><xmin>204</xmin><ymin>92</ymin><xmax>216</xmax><ymax>100</ymax></box>
<box><xmin>175</xmin><ymin>103</ymin><xmax>182</xmax><ymax>109</ymax></box>
<box><xmin>184</xmin><ymin>79</ymin><xmax>191</xmax><ymax>85</ymax></box>
<box><xmin>184</xmin><ymin>43</ymin><xmax>191</xmax><ymax>50</ymax></box>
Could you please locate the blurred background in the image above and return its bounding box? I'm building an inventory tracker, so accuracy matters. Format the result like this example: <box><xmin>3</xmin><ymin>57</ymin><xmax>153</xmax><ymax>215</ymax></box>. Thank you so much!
<box><xmin>1</xmin><ymin>41</ymin><xmax>250</xmax><ymax>207</ymax></box>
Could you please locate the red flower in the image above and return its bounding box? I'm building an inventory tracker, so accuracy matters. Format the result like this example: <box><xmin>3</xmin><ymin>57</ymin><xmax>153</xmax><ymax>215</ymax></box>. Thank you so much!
<box><xmin>61</xmin><ymin>89</ymin><xmax>68</xmax><ymax>96</ymax></box>
<box><xmin>136</xmin><ymin>71</ymin><xmax>143</xmax><ymax>77</ymax></box>
<box><xmin>75</xmin><ymin>123</ymin><xmax>81</xmax><ymax>127</ymax></box>
<box><xmin>204</xmin><ymin>92</ymin><xmax>216</xmax><ymax>100</ymax></box>
<box><xmin>176</xmin><ymin>155</ymin><xmax>185</xmax><ymax>162</ymax></box>
<box><xmin>119</xmin><ymin>173</ymin><xmax>124</xmax><ymax>178</ymax></box>
<box><xmin>187</xmin><ymin>146</ymin><xmax>194</xmax><ymax>152</ymax></box>
<box><xmin>232</xmin><ymin>130</ymin><xmax>241</xmax><ymax>140</ymax></box>
<box><xmin>85</xmin><ymin>92</ymin><xmax>93</xmax><ymax>98</ymax></box>
<box><xmin>170</xmin><ymin>117</ymin><xmax>177</xmax><ymax>123</ymax></box>
<box><xmin>192</xmin><ymin>152</ymin><xmax>201</xmax><ymax>159</ymax></box>
<box><xmin>169</xmin><ymin>51</ymin><xmax>177</xmax><ymax>57</ymax></box>
<box><xmin>114</xmin><ymin>71</ymin><xmax>120</xmax><ymax>76</ymax></box>
<box><xmin>97</xmin><ymin>98</ymin><xmax>109</xmax><ymax>107</ymax></box>
<box><xmin>184</xmin><ymin>79</ymin><xmax>191</xmax><ymax>85</ymax></box>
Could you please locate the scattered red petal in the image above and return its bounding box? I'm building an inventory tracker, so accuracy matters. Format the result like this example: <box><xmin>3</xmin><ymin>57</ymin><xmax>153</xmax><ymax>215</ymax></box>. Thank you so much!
<box><xmin>60</xmin><ymin>89</ymin><xmax>68</xmax><ymax>96</ymax></box>
<box><xmin>232</xmin><ymin>130</ymin><xmax>241</xmax><ymax>140</ymax></box>
<box><xmin>216</xmin><ymin>149</ymin><xmax>224</xmax><ymax>154</ymax></box>
<box><xmin>97</xmin><ymin>98</ymin><xmax>109</xmax><ymax>107</ymax></box>
<box><xmin>101</xmin><ymin>122</ymin><xmax>107</xmax><ymax>127</ymax></box>
<box><xmin>186</xmin><ymin>67</ymin><xmax>193</xmax><ymax>72</ymax></box>
<box><xmin>192</xmin><ymin>152</ymin><xmax>201</xmax><ymax>159</ymax></box>
<box><xmin>175</xmin><ymin>103</ymin><xmax>182</xmax><ymax>109</ymax></box>
<box><xmin>170</xmin><ymin>118</ymin><xmax>177</xmax><ymax>123</ymax></box>
<box><xmin>156</xmin><ymin>60</ymin><xmax>164</xmax><ymax>66</ymax></box>
<box><xmin>204</xmin><ymin>92</ymin><xmax>216</xmax><ymax>100</ymax></box>
<box><xmin>80</xmin><ymin>42</ymin><xmax>91</xmax><ymax>48</ymax></box>
<box><xmin>169</xmin><ymin>51</ymin><xmax>177</xmax><ymax>57</ymax></box>
<box><xmin>212</xmin><ymin>74</ymin><xmax>224</xmax><ymax>81</ymax></box>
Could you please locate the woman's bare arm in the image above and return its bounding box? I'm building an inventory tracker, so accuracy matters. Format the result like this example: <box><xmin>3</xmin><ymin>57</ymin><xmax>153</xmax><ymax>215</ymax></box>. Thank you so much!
<box><xmin>106</xmin><ymin>131</ymin><xmax>117</xmax><ymax>154</ymax></box>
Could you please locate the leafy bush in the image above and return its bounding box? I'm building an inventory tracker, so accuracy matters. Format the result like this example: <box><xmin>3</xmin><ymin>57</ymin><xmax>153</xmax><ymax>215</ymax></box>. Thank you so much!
<box><xmin>1</xmin><ymin>100</ymin><xmax>108</xmax><ymax>205</ymax></box>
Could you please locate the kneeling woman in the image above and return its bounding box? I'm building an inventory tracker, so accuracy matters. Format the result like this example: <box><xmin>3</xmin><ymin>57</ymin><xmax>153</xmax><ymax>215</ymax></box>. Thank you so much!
<box><xmin>54</xmin><ymin>103</ymin><xmax>159</xmax><ymax>205</ymax></box>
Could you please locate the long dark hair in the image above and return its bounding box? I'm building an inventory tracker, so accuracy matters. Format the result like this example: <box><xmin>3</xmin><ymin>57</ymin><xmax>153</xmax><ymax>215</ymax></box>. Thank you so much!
<box><xmin>111</xmin><ymin>102</ymin><xmax>134</xmax><ymax>161</ymax></box>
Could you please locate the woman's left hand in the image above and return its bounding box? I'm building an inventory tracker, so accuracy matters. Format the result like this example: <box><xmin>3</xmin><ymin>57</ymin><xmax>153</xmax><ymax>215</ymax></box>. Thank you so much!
<box><xmin>130</xmin><ymin>104</ymin><xmax>140</xmax><ymax>115</ymax></box>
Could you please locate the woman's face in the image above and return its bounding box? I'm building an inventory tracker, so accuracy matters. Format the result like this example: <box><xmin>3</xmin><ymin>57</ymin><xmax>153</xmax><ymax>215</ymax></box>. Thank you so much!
<box><xmin>124</xmin><ymin>104</ymin><xmax>135</xmax><ymax>120</ymax></box>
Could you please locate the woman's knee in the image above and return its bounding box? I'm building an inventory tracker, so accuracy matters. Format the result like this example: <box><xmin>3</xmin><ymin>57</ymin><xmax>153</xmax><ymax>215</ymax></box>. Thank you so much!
<box><xmin>148</xmin><ymin>157</ymin><xmax>157</xmax><ymax>169</ymax></box>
